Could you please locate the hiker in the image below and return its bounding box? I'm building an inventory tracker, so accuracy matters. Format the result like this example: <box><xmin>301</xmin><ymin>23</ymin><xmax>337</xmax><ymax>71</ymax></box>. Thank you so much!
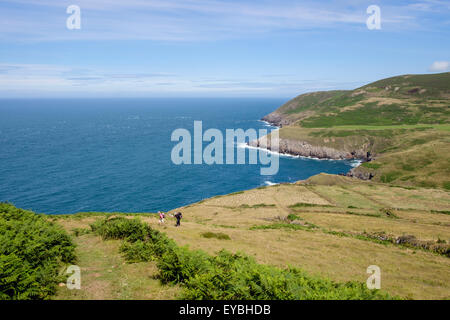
<box><xmin>158</xmin><ymin>211</ymin><xmax>165</xmax><ymax>224</ymax></box>
<box><xmin>174</xmin><ymin>212</ymin><xmax>183</xmax><ymax>227</ymax></box>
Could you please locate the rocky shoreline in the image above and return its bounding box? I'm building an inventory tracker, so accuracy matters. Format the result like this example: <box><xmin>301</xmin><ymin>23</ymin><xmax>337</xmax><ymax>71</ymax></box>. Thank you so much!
<box><xmin>249</xmin><ymin>137</ymin><xmax>363</xmax><ymax>160</ymax></box>
<box><xmin>261</xmin><ymin>113</ymin><xmax>292</xmax><ymax>127</ymax></box>
<box><xmin>252</xmin><ymin>119</ymin><xmax>374</xmax><ymax>180</ymax></box>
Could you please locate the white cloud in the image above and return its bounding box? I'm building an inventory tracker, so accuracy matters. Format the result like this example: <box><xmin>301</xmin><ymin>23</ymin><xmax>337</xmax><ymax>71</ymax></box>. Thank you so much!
<box><xmin>0</xmin><ymin>62</ymin><xmax>362</xmax><ymax>97</ymax></box>
<box><xmin>0</xmin><ymin>0</ymin><xmax>438</xmax><ymax>42</ymax></box>
<box><xmin>429</xmin><ymin>61</ymin><xmax>450</xmax><ymax>72</ymax></box>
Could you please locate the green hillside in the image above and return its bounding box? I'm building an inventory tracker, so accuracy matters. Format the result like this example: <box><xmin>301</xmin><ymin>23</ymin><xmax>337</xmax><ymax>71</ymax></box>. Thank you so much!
<box><xmin>266</xmin><ymin>72</ymin><xmax>450</xmax><ymax>127</ymax></box>
<box><xmin>262</xmin><ymin>72</ymin><xmax>450</xmax><ymax>189</ymax></box>
<box><xmin>0</xmin><ymin>203</ymin><xmax>75</xmax><ymax>299</ymax></box>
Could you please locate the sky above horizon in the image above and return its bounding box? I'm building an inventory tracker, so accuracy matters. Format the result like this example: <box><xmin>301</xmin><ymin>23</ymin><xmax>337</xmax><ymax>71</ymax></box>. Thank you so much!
<box><xmin>0</xmin><ymin>0</ymin><xmax>449</xmax><ymax>98</ymax></box>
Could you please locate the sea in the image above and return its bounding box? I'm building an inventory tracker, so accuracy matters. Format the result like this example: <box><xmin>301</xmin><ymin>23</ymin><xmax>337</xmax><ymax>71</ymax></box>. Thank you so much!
<box><xmin>0</xmin><ymin>98</ymin><xmax>356</xmax><ymax>214</ymax></box>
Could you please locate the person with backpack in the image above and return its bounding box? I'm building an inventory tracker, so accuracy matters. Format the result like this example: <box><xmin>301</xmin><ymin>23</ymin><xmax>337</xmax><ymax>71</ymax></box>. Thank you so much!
<box><xmin>174</xmin><ymin>212</ymin><xmax>183</xmax><ymax>227</ymax></box>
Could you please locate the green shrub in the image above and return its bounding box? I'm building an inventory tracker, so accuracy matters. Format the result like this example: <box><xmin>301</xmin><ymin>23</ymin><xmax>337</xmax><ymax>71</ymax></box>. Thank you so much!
<box><xmin>0</xmin><ymin>203</ymin><xmax>76</xmax><ymax>300</ymax></box>
<box><xmin>182</xmin><ymin>251</ymin><xmax>392</xmax><ymax>300</ymax></box>
<box><xmin>238</xmin><ymin>203</ymin><xmax>276</xmax><ymax>209</ymax></box>
<box><xmin>120</xmin><ymin>240</ymin><xmax>155</xmax><ymax>263</ymax></box>
<box><xmin>99</xmin><ymin>217</ymin><xmax>395</xmax><ymax>300</ymax></box>
<box><xmin>287</xmin><ymin>214</ymin><xmax>301</xmax><ymax>221</ymax></box>
<box><xmin>120</xmin><ymin>233</ymin><xmax>177</xmax><ymax>263</ymax></box>
<box><xmin>213</xmin><ymin>224</ymin><xmax>236</xmax><ymax>229</ymax></box>
<box><xmin>157</xmin><ymin>246</ymin><xmax>212</xmax><ymax>284</ymax></box>
<box><xmin>93</xmin><ymin>217</ymin><xmax>177</xmax><ymax>263</ymax></box>
<box><xmin>201</xmin><ymin>232</ymin><xmax>231</xmax><ymax>240</ymax></box>
<box><xmin>146</xmin><ymin>228</ymin><xmax>177</xmax><ymax>258</ymax></box>
<box><xmin>431</xmin><ymin>210</ymin><xmax>450</xmax><ymax>215</ymax></box>
<box><xmin>90</xmin><ymin>217</ymin><xmax>151</xmax><ymax>242</ymax></box>
<box><xmin>289</xmin><ymin>203</ymin><xmax>333</xmax><ymax>208</ymax></box>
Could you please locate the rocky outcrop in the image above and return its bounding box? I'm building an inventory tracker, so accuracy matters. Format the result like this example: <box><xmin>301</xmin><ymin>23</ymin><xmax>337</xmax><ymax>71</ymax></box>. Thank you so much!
<box><xmin>346</xmin><ymin>167</ymin><xmax>374</xmax><ymax>180</ymax></box>
<box><xmin>249</xmin><ymin>137</ymin><xmax>366</xmax><ymax>160</ymax></box>
<box><xmin>262</xmin><ymin>112</ymin><xmax>292</xmax><ymax>127</ymax></box>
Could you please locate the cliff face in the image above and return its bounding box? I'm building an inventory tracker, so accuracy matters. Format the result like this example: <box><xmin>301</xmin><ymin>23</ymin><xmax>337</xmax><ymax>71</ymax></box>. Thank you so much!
<box><xmin>262</xmin><ymin>112</ymin><xmax>293</xmax><ymax>127</ymax></box>
<box><xmin>347</xmin><ymin>166</ymin><xmax>373</xmax><ymax>180</ymax></box>
<box><xmin>249</xmin><ymin>136</ymin><xmax>367</xmax><ymax>160</ymax></box>
<box><xmin>249</xmin><ymin>134</ymin><xmax>374</xmax><ymax>180</ymax></box>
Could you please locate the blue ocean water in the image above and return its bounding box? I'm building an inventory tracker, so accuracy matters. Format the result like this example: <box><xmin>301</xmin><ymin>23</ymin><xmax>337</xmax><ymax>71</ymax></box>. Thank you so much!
<box><xmin>0</xmin><ymin>98</ymin><xmax>354</xmax><ymax>214</ymax></box>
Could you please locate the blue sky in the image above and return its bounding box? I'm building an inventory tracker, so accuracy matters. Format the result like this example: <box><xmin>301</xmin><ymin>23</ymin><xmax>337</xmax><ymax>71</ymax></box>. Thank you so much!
<box><xmin>0</xmin><ymin>0</ymin><xmax>449</xmax><ymax>98</ymax></box>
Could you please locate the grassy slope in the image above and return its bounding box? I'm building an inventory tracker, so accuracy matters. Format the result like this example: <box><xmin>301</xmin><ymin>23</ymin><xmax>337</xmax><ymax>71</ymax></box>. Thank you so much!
<box><xmin>53</xmin><ymin>175</ymin><xmax>450</xmax><ymax>300</ymax></box>
<box><xmin>264</xmin><ymin>72</ymin><xmax>450</xmax><ymax>189</ymax></box>
<box><xmin>53</xmin><ymin>215</ymin><xmax>180</xmax><ymax>300</ymax></box>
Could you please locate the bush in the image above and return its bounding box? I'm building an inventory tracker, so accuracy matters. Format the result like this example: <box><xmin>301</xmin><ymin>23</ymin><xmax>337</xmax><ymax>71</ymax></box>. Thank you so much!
<box><xmin>120</xmin><ymin>240</ymin><xmax>155</xmax><ymax>263</ymax></box>
<box><xmin>0</xmin><ymin>203</ymin><xmax>76</xmax><ymax>300</ymax></box>
<box><xmin>157</xmin><ymin>246</ymin><xmax>212</xmax><ymax>284</ymax></box>
<box><xmin>93</xmin><ymin>217</ymin><xmax>177</xmax><ymax>263</ymax></box>
<box><xmin>120</xmin><ymin>232</ymin><xmax>177</xmax><ymax>263</ymax></box>
<box><xmin>238</xmin><ymin>204</ymin><xmax>276</xmax><ymax>209</ymax></box>
<box><xmin>90</xmin><ymin>217</ymin><xmax>151</xmax><ymax>242</ymax></box>
<box><xmin>182</xmin><ymin>251</ymin><xmax>392</xmax><ymax>300</ymax></box>
<box><xmin>289</xmin><ymin>203</ymin><xmax>333</xmax><ymax>208</ymax></box>
<box><xmin>201</xmin><ymin>232</ymin><xmax>231</xmax><ymax>240</ymax></box>
<box><xmin>287</xmin><ymin>214</ymin><xmax>301</xmax><ymax>221</ymax></box>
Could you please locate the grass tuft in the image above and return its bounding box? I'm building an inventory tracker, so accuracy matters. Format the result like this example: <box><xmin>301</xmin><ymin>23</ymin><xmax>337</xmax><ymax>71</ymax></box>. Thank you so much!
<box><xmin>201</xmin><ymin>232</ymin><xmax>231</xmax><ymax>240</ymax></box>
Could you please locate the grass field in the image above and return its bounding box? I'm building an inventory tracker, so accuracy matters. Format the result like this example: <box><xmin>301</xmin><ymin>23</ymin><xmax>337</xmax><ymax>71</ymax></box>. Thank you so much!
<box><xmin>324</xmin><ymin>124</ymin><xmax>450</xmax><ymax>131</ymax></box>
<box><xmin>53</xmin><ymin>174</ymin><xmax>450</xmax><ymax>300</ymax></box>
